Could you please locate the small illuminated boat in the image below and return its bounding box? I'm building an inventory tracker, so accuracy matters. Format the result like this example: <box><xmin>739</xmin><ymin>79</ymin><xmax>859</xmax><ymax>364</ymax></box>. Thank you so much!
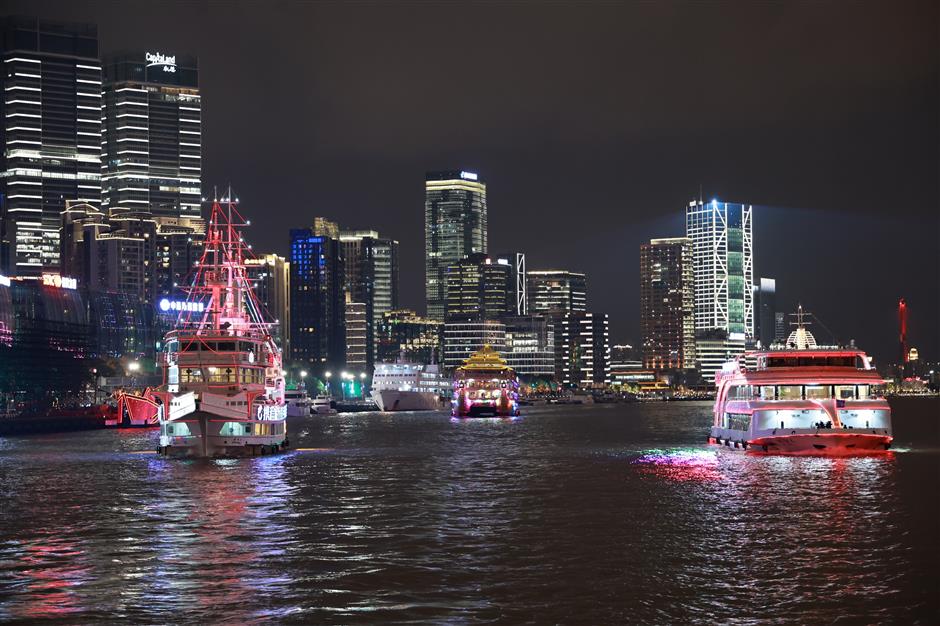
<box><xmin>710</xmin><ymin>318</ymin><xmax>891</xmax><ymax>455</ymax></box>
<box><xmin>452</xmin><ymin>345</ymin><xmax>520</xmax><ymax>418</ymax></box>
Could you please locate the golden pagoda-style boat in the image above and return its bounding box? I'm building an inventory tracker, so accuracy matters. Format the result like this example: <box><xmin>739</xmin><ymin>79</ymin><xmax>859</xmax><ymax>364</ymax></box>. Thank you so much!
<box><xmin>452</xmin><ymin>345</ymin><xmax>520</xmax><ymax>418</ymax></box>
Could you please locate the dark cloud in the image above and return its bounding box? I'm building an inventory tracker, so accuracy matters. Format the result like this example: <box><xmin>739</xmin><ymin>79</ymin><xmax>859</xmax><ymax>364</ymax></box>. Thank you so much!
<box><xmin>8</xmin><ymin>0</ymin><xmax>939</xmax><ymax>362</ymax></box>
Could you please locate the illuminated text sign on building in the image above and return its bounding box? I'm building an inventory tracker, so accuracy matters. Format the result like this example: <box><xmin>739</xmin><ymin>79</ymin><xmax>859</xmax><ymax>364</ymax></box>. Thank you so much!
<box><xmin>158</xmin><ymin>298</ymin><xmax>205</xmax><ymax>313</ymax></box>
<box><xmin>459</xmin><ymin>171</ymin><xmax>478</xmax><ymax>181</ymax></box>
<box><xmin>145</xmin><ymin>51</ymin><xmax>177</xmax><ymax>73</ymax></box>
<box><xmin>41</xmin><ymin>274</ymin><xmax>77</xmax><ymax>289</ymax></box>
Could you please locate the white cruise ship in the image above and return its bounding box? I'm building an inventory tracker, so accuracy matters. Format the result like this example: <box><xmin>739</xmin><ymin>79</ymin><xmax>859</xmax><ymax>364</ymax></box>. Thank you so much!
<box><xmin>371</xmin><ymin>362</ymin><xmax>449</xmax><ymax>411</ymax></box>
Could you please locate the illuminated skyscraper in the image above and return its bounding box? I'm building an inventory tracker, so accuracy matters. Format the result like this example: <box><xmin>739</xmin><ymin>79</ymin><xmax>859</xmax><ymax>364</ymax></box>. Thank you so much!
<box><xmin>754</xmin><ymin>277</ymin><xmax>776</xmax><ymax>348</ymax></box>
<box><xmin>0</xmin><ymin>17</ymin><xmax>102</xmax><ymax>275</ymax></box>
<box><xmin>424</xmin><ymin>170</ymin><xmax>487</xmax><ymax>320</ymax></box>
<box><xmin>289</xmin><ymin>228</ymin><xmax>345</xmax><ymax>372</ymax></box>
<box><xmin>340</xmin><ymin>229</ymin><xmax>399</xmax><ymax>369</ymax></box>
<box><xmin>445</xmin><ymin>253</ymin><xmax>512</xmax><ymax>320</ymax></box>
<box><xmin>527</xmin><ymin>270</ymin><xmax>587</xmax><ymax>314</ymax></box>
<box><xmin>686</xmin><ymin>199</ymin><xmax>754</xmax><ymax>337</ymax></box>
<box><xmin>640</xmin><ymin>237</ymin><xmax>695</xmax><ymax>369</ymax></box>
<box><xmin>101</xmin><ymin>51</ymin><xmax>201</xmax><ymax>218</ymax></box>
<box><xmin>246</xmin><ymin>253</ymin><xmax>290</xmax><ymax>348</ymax></box>
<box><xmin>686</xmin><ymin>199</ymin><xmax>754</xmax><ymax>378</ymax></box>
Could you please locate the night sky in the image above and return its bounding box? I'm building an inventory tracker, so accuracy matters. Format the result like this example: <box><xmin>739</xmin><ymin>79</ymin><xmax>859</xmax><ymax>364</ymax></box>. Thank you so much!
<box><xmin>10</xmin><ymin>1</ymin><xmax>939</xmax><ymax>364</ymax></box>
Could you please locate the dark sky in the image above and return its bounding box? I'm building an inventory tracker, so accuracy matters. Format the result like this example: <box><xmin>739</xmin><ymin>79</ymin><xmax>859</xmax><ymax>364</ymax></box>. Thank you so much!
<box><xmin>10</xmin><ymin>0</ymin><xmax>940</xmax><ymax>364</ymax></box>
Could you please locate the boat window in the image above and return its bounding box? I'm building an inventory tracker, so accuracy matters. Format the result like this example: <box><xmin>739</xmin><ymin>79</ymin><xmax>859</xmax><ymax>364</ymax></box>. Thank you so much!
<box><xmin>778</xmin><ymin>385</ymin><xmax>802</xmax><ymax>400</ymax></box>
<box><xmin>868</xmin><ymin>384</ymin><xmax>887</xmax><ymax>399</ymax></box>
<box><xmin>181</xmin><ymin>368</ymin><xmax>203</xmax><ymax>383</ymax></box>
<box><xmin>726</xmin><ymin>413</ymin><xmax>751</xmax><ymax>431</ymax></box>
<box><xmin>216</xmin><ymin>342</ymin><xmax>237</xmax><ymax>352</ymax></box>
<box><xmin>804</xmin><ymin>385</ymin><xmax>830</xmax><ymax>400</ymax></box>
<box><xmin>826</xmin><ymin>356</ymin><xmax>855</xmax><ymax>367</ymax></box>
<box><xmin>835</xmin><ymin>385</ymin><xmax>856</xmax><ymax>400</ymax></box>
<box><xmin>759</xmin><ymin>386</ymin><xmax>775</xmax><ymax>400</ymax></box>
<box><xmin>728</xmin><ymin>385</ymin><xmax>752</xmax><ymax>400</ymax></box>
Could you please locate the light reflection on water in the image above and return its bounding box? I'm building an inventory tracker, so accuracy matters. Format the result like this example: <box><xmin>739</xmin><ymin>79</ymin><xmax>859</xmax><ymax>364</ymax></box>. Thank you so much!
<box><xmin>0</xmin><ymin>400</ymin><xmax>936</xmax><ymax>623</ymax></box>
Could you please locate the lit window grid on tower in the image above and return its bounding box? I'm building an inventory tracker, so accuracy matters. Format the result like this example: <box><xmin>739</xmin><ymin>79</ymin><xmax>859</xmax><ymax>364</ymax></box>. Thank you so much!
<box><xmin>685</xmin><ymin>200</ymin><xmax>753</xmax><ymax>339</ymax></box>
<box><xmin>424</xmin><ymin>173</ymin><xmax>487</xmax><ymax>320</ymax></box>
<box><xmin>2</xmin><ymin>52</ymin><xmax>102</xmax><ymax>274</ymax></box>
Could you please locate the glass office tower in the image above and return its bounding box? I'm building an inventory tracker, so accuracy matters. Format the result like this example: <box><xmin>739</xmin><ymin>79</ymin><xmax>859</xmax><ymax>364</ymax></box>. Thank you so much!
<box><xmin>640</xmin><ymin>237</ymin><xmax>696</xmax><ymax>370</ymax></box>
<box><xmin>424</xmin><ymin>170</ymin><xmax>487</xmax><ymax>320</ymax></box>
<box><xmin>289</xmin><ymin>228</ymin><xmax>345</xmax><ymax>373</ymax></box>
<box><xmin>340</xmin><ymin>230</ymin><xmax>399</xmax><ymax>369</ymax></box>
<box><xmin>101</xmin><ymin>51</ymin><xmax>201</xmax><ymax>218</ymax></box>
<box><xmin>527</xmin><ymin>270</ymin><xmax>587</xmax><ymax>314</ymax></box>
<box><xmin>0</xmin><ymin>17</ymin><xmax>102</xmax><ymax>275</ymax></box>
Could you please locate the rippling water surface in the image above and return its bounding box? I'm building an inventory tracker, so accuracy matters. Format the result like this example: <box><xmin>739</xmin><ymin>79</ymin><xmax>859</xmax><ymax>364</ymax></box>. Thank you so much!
<box><xmin>1</xmin><ymin>398</ymin><xmax>937</xmax><ymax>624</ymax></box>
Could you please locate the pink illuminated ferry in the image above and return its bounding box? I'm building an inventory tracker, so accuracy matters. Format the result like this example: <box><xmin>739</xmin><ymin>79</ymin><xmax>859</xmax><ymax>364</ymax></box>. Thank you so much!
<box><xmin>154</xmin><ymin>194</ymin><xmax>288</xmax><ymax>457</ymax></box>
<box><xmin>710</xmin><ymin>319</ymin><xmax>892</xmax><ymax>455</ymax></box>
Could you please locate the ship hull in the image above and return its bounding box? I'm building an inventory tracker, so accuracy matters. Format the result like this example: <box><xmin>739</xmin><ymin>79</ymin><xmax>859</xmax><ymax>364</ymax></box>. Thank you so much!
<box><xmin>372</xmin><ymin>390</ymin><xmax>443</xmax><ymax>412</ymax></box>
<box><xmin>710</xmin><ymin>428</ymin><xmax>892</xmax><ymax>455</ymax></box>
<box><xmin>159</xmin><ymin>411</ymin><xmax>288</xmax><ymax>458</ymax></box>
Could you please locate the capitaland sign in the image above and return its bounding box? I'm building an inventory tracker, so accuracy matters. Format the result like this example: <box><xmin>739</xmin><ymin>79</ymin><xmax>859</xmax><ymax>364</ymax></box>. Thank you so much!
<box><xmin>41</xmin><ymin>274</ymin><xmax>77</xmax><ymax>290</ymax></box>
<box><xmin>145</xmin><ymin>51</ymin><xmax>177</xmax><ymax>73</ymax></box>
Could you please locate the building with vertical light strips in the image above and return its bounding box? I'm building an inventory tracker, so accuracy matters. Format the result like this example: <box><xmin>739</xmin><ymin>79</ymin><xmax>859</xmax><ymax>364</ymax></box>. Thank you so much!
<box><xmin>424</xmin><ymin>170</ymin><xmax>487</xmax><ymax>320</ymax></box>
<box><xmin>557</xmin><ymin>312</ymin><xmax>610</xmax><ymax>388</ymax></box>
<box><xmin>101</xmin><ymin>51</ymin><xmax>201</xmax><ymax>219</ymax></box>
<box><xmin>640</xmin><ymin>237</ymin><xmax>695</xmax><ymax>370</ymax></box>
<box><xmin>0</xmin><ymin>16</ymin><xmax>102</xmax><ymax>276</ymax></box>
<box><xmin>686</xmin><ymin>199</ymin><xmax>753</xmax><ymax>380</ymax></box>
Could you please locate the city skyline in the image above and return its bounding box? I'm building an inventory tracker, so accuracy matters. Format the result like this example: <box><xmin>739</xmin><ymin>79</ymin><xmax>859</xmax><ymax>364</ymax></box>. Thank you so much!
<box><xmin>2</xmin><ymin>1</ymin><xmax>937</xmax><ymax>365</ymax></box>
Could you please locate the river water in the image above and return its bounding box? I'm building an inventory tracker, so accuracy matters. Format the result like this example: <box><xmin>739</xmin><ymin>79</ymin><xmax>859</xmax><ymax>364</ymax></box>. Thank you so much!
<box><xmin>0</xmin><ymin>398</ymin><xmax>937</xmax><ymax>624</ymax></box>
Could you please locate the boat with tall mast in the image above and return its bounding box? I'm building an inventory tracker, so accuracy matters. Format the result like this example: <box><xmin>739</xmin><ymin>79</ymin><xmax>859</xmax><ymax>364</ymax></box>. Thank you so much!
<box><xmin>155</xmin><ymin>193</ymin><xmax>288</xmax><ymax>457</ymax></box>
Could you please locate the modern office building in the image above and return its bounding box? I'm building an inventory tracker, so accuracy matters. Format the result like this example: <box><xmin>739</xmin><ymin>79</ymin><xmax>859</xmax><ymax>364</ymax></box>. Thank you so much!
<box><xmin>503</xmin><ymin>315</ymin><xmax>554</xmax><ymax>378</ymax></box>
<box><xmin>527</xmin><ymin>270</ymin><xmax>587</xmax><ymax>314</ymax></box>
<box><xmin>686</xmin><ymin>199</ymin><xmax>754</xmax><ymax>379</ymax></box>
<box><xmin>153</xmin><ymin>218</ymin><xmax>204</xmax><ymax>299</ymax></box>
<box><xmin>101</xmin><ymin>51</ymin><xmax>200</xmax><ymax>218</ymax></box>
<box><xmin>344</xmin><ymin>298</ymin><xmax>367</xmax><ymax>369</ymax></box>
<box><xmin>754</xmin><ymin>277</ymin><xmax>776</xmax><ymax>349</ymax></box>
<box><xmin>0</xmin><ymin>16</ymin><xmax>102</xmax><ymax>275</ymax></box>
<box><xmin>340</xmin><ymin>229</ymin><xmax>399</xmax><ymax>368</ymax></box>
<box><xmin>556</xmin><ymin>311</ymin><xmax>610</xmax><ymax>388</ymax></box>
<box><xmin>245</xmin><ymin>253</ymin><xmax>290</xmax><ymax>348</ymax></box>
<box><xmin>442</xmin><ymin>317</ymin><xmax>506</xmax><ymax>370</ymax></box>
<box><xmin>375</xmin><ymin>309</ymin><xmax>443</xmax><ymax>365</ymax></box>
<box><xmin>424</xmin><ymin>170</ymin><xmax>487</xmax><ymax>320</ymax></box>
<box><xmin>445</xmin><ymin>253</ymin><xmax>512</xmax><ymax>320</ymax></box>
<box><xmin>640</xmin><ymin>237</ymin><xmax>695</xmax><ymax>370</ymax></box>
<box><xmin>686</xmin><ymin>199</ymin><xmax>754</xmax><ymax>337</ymax></box>
<box><xmin>289</xmin><ymin>228</ymin><xmax>345</xmax><ymax>372</ymax></box>
<box><xmin>493</xmin><ymin>251</ymin><xmax>527</xmax><ymax>315</ymax></box>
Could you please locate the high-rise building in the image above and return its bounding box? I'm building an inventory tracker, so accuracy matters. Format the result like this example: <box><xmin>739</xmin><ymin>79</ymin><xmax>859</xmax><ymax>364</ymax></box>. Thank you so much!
<box><xmin>527</xmin><ymin>270</ymin><xmax>587</xmax><ymax>314</ymax></box>
<box><xmin>245</xmin><ymin>253</ymin><xmax>290</xmax><ymax>348</ymax></box>
<box><xmin>424</xmin><ymin>170</ymin><xmax>487</xmax><ymax>320</ymax></box>
<box><xmin>503</xmin><ymin>315</ymin><xmax>554</xmax><ymax>378</ymax></box>
<box><xmin>101</xmin><ymin>51</ymin><xmax>200</xmax><ymax>219</ymax></box>
<box><xmin>754</xmin><ymin>277</ymin><xmax>776</xmax><ymax>349</ymax></box>
<box><xmin>686</xmin><ymin>199</ymin><xmax>754</xmax><ymax>337</ymax></box>
<box><xmin>556</xmin><ymin>311</ymin><xmax>610</xmax><ymax>388</ymax></box>
<box><xmin>443</xmin><ymin>317</ymin><xmax>506</xmax><ymax>370</ymax></box>
<box><xmin>289</xmin><ymin>228</ymin><xmax>345</xmax><ymax>372</ymax></box>
<box><xmin>340</xmin><ymin>229</ymin><xmax>399</xmax><ymax>368</ymax></box>
<box><xmin>376</xmin><ymin>309</ymin><xmax>443</xmax><ymax>364</ymax></box>
<box><xmin>0</xmin><ymin>17</ymin><xmax>102</xmax><ymax>275</ymax></box>
<box><xmin>686</xmin><ymin>199</ymin><xmax>754</xmax><ymax>379</ymax></box>
<box><xmin>493</xmin><ymin>251</ymin><xmax>527</xmax><ymax>315</ymax></box>
<box><xmin>153</xmin><ymin>219</ymin><xmax>204</xmax><ymax>299</ymax></box>
<box><xmin>640</xmin><ymin>237</ymin><xmax>695</xmax><ymax>369</ymax></box>
<box><xmin>445</xmin><ymin>253</ymin><xmax>512</xmax><ymax>320</ymax></box>
<box><xmin>345</xmin><ymin>298</ymin><xmax>367</xmax><ymax>369</ymax></box>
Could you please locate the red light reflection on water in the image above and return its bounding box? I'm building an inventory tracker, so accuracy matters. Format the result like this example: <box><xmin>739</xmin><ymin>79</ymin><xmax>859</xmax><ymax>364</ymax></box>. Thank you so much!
<box><xmin>10</xmin><ymin>538</ymin><xmax>89</xmax><ymax>620</ymax></box>
<box><xmin>632</xmin><ymin>449</ymin><xmax>725</xmax><ymax>482</ymax></box>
